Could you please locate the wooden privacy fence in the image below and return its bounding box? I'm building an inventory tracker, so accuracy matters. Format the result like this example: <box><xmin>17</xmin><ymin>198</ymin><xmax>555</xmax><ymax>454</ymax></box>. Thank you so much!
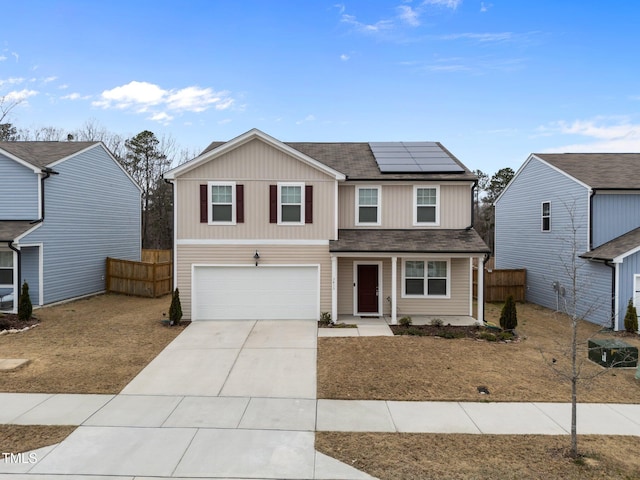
<box><xmin>473</xmin><ymin>268</ymin><xmax>526</xmax><ymax>302</ymax></box>
<box><xmin>106</xmin><ymin>249</ymin><xmax>173</xmax><ymax>298</ymax></box>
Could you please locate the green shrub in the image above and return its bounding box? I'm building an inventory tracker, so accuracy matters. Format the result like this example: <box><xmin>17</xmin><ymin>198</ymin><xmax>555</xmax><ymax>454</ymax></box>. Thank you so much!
<box><xmin>319</xmin><ymin>311</ymin><xmax>332</xmax><ymax>325</ymax></box>
<box><xmin>437</xmin><ymin>330</ymin><xmax>465</xmax><ymax>339</ymax></box>
<box><xmin>479</xmin><ymin>331</ymin><xmax>498</xmax><ymax>342</ymax></box>
<box><xmin>430</xmin><ymin>317</ymin><xmax>444</xmax><ymax>327</ymax></box>
<box><xmin>499</xmin><ymin>295</ymin><xmax>518</xmax><ymax>331</ymax></box>
<box><xmin>624</xmin><ymin>298</ymin><xmax>638</xmax><ymax>333</ymax></box>
<box><xmin>169</xmin><ymin>288</ymin><xmax>183</xmax><ymax>325</ymax></box>
<box><xmin>18</xmin><ymin>281</ymin><xmax>32</xmax><ymax>322</ymax></box>
<box><xmin>498</xmin><ymin>331</ymin><xmax>514</xmax><ymax>341</ymax></box>
<box><xmin>399</xmin><ymin>316</ymin><xmax>412</xmax><ymax>327</ymax></box>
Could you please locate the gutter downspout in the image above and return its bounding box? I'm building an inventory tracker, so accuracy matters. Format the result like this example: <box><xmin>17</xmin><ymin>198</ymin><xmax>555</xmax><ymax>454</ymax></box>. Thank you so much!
<box><xmin>466</xmin><ymin>179</ymin><xmax>478</xmax><ymax>231</ymax></box>
<box><xmin>31</xmin><ymin>167</ymin><xmax>59</xmax><ymax>224</ymax></box>
<box><xmin>588</xmin><ymin>188</ymin><xmax>596</xmax><ymax>251</ymax></box>
<box><xmin>164</xmin><ymin>178</ymin><xmax>176</xmax><ymax>290</ymax></box>
<box><xmin>482</xmin><ymin>252</ymin><xmax>491</xmax><ymax>323</ymax></box>
<box><xmin>7</xmin><ymin>241</ymin><xmax>21</xmax><ymax>311</ymax></box>
<box><xmin>604</xmin><ymin>260</ymin><xmax>616</xmax><ymax>330</ymax></box>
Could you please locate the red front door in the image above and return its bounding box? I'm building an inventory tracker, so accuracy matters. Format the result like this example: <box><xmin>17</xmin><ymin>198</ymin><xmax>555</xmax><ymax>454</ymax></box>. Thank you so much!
<box><xmin>357</xmin><ymin>264</ymin><xmax>379</xmax><ymax>314</ymax></box>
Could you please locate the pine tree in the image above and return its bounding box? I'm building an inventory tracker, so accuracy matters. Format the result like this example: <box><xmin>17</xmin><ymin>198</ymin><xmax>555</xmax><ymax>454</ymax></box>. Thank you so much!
<box><xmin>499</xmin><ymin>294</ymin><xmax>518</xmax><ymax>330</ymax></box>
<box><xmin>18</xmin><ymin>281</ymin><xmax>33</xmax><ymax>322</ymax></box>
<box><xmin>624</xmin><ymin>298</ymin><xmax>638</xmax><ymax>333</ymax></box>
<box><xmin>169</xmin><ymin>288</ymin><xmax>182</xmax><ymax>326</ymax></box>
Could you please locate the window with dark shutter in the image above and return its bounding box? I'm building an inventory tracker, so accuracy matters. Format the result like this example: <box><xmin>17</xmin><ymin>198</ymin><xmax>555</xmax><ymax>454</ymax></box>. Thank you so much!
<box><xmin>236</xmin><ymin>184</ymin><xmax>244</xmax><ymax>223</ymax></box>
<box><xmin>305</xmin><ymin>185</ymin><xmax>313</xmax><ymax>224</ymax></box>
<box><xmin>199</xmin><ymin>184</ymin><xmax>208</xmax><ymax>223</ymax></box>
<box><xmin>269</xmin><ymin>185</ymin><xmax>277</xmax><ymax>223</ymax></box>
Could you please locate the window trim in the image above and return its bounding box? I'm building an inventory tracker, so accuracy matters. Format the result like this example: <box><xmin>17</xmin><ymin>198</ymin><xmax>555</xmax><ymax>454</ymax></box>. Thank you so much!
<box><xmin>541</xmin><ymin>201</ymin><xmax>551</xmax><ymax>232</ymax></box>
<box><xmin>208</xmin><ymin>181</ymin><xmax>236</xmax><ymax>225</ymax></box>
<box><xmin>355</xmin><ymin>185</ymin><xmax>381</xmax><ymax>226</ymax></box>
<box><xmin>0</xmin><ymin>249</ymin><xmax>15</xmax><ymax>312</ymax></box>
<box><xmin>401</xmin><ymin>258</ymin><xmax>450</xmax><ymax>298</ymax></box>
<box><xmin>413</xmin><ymin>185</ymin><xmax>440</xmax><ymax>226</ymax></box>
<box><xmin>277</xmin><ymin>182</ymin><xmax>305</xmax><ymax>225</ymax></box>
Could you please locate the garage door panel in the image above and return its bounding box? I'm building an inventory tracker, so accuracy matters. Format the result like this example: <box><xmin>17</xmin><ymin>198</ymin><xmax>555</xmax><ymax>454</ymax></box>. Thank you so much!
<box><xmin>194</xmin><ymin>266</ymin><xmax>318</xmax><ymax>320</ymax></box>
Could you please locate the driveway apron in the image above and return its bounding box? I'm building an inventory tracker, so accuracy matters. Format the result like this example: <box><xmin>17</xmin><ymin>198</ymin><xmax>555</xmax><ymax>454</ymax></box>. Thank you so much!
<box><xmin>15</xmin><ymin>319</ymin><xmax>375</xmax><ymax>480</ymax></box>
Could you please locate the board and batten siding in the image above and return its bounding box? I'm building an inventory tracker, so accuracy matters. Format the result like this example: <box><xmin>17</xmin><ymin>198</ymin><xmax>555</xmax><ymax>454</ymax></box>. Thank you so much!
<box><xmin>176</xmin><ymin>139</ymin><xmax>336</xmax><ymax>240</ymax></box>
<box><xmin>338</xmin><ymin>183</ymin><xmax>472</xmax><ymax>229</ymax></box>
<box><xmin>495</xmin><ymin>157</ymin><xmax>612</xmax><ymax>326</ymax></box>
<box><xmin>22</xmin><ymin>145</ymin><xmax>141</xmax><ymax>305</ymax></box>
<box><xmin>592</xmin><ymin>193</ymin><xmax>640</xmax><ymax>248</ymax></box>
<box><xmin>337</xmin><ymin>257</ymin><xmax>470</xmax><ymax>317</ymax></box>
<box><xmin>0</xmin><ymin>154</ymin><xmax>39</xmax><ymax>219</ymax></box>
<box><xmin>176</xmin><ymin>243</ymin><xmax>332</xmax><ymax>320</ymax></box>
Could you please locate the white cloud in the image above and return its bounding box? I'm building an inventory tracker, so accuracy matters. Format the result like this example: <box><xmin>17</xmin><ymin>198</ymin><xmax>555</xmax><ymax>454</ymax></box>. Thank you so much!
<box><xmin>340</xmin><ymin>53</ymin><xmax>350</xmax><ymax>61</ymax></box>
<box><xmin>438</xmin><ymin>32</ymin><xmax>513</xmax><ymax>42</ymax></box>
<box><xmin>341</xmin><ymin>13</ymin><xmax>393</xmax><ymax>33</ymax></box>
<box><xmin>0</xmin><ymin>55</ymin><xmax>6</xmax><ymax>62</ymax></box>
<box><xmin>92</xmin><ymin>81</ymin><xmax>234</xmax><ymax>122</ymax></box>
<box><xmin>540</xmin><ymin>117</ymin><xmax>640</xmax><ymax>152</ymax></box>
<box><xmin>4</xmin><ymin>89</ymin><xmax>38</xmax><ymax>102</ymax></box>
<box><xmin>61</xmin><ymin>92</ymin><xmax>90</xmax><ymax>101</ymax></box>
<box><xmin>11</xmin><ymin>52</ymin><xmax>19</xmax><ymax>62</ymax></box>
<box><xmin>0</xmin><ymin>77</ymin><xmax>25</xmax><ymax>88</ymax></box>
<box><xmin>42</xmin><ymin>76</ymin><xmax>58</xmax><ymax>84</ymax></box>
<box><xmin>296</xmin><ymin>114</ymin><xmax>316</xmax><ymax>125</ymax></box>
<box><xmin>480</xmin><ymin>2</ymin><xmax>492</xmax><ymax>12</ymax></box>
<box><xmin>422</xmin><ymin>0</ymin><xmax>462</xmax><ymax>9</ymax></box>
<box><xmin>398</xmin><ymin>5</ymin><xmax>421</xmax><ymax>26</ymax></box>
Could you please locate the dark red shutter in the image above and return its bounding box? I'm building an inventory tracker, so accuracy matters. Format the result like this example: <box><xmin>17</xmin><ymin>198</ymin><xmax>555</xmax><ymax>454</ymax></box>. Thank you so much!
<box><xmin>269</xmin><ymin>185</ymin><xmax>277</xmax><ymax>223</ymax></box>
<box><xmin>305</xmin><ymin>185</ymin><xmax>313</xmax><ymax>224</ymax></box>
<box><xmin>236</xmin><ymin>184</ymin><xmax>244</xmax><ymax>223</ymax></box>
<box><xmin>199</xmin><ymin>184</ymin><xmax>208</xmax><ymax>223</ymax></box>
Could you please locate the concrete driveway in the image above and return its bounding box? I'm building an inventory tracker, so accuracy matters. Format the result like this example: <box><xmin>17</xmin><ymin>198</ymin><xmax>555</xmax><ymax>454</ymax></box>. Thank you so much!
<box><xmin>5</xmin><ymin>320</ymin><xmax>374</xmax><ymax>480</ymax></box>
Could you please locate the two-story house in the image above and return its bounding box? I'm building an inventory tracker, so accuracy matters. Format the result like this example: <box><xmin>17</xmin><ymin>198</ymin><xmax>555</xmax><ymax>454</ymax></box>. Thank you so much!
<box><xmin>0</xmin><ymin>141</ymin><xmax>141</xmax><ymax>313</ymax></box>
<box><xmin>163</xmin><ymin>129</ymin><xmax>490</xmax><ymax>323</ymax></box>
<box><xmin>494</xmin><ymin>153</ymin><xmax>640</xmax><ymax>330</ymax></box>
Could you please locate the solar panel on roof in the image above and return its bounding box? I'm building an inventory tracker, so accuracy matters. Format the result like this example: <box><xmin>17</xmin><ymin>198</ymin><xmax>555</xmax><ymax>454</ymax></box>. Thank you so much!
<box><xmin>369</xmin><ymin>142</ymin><xmax>464</xmax><ymax>173</ymax></box>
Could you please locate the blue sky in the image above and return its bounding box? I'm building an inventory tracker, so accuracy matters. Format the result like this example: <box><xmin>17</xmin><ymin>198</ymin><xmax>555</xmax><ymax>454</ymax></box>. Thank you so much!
<box><xmin>1</xmin><ymin>0</ymin><xmax>639</xmax><ymax>173</ymax></box>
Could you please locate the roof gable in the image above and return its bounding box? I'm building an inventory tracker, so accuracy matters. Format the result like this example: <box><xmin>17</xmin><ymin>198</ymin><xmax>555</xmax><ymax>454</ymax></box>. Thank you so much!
<box><xmin>165</xmin><ymin>128</ymin><xmax>346</xmax><ymax>180</ymax></box>
<box><xmin>0</xmin><ymin>141</ymin><xmax>99</xmax><ymax>169</ymax></box>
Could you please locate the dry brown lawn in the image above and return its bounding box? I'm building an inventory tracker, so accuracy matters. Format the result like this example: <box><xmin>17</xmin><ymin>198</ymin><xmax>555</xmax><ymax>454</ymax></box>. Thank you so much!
<box><xmin>1</xmin><ymin>293</ymin><xmax>185</xmax><ymax>454</ymax></box>
<box><xmin>318</xmin><ymin>302</ymin><xmax>640</xmax><ymax>402</ymax></box>
<box><xmin>316</xmin><ymin>433</ymin><xmax>640</xmax><ymax>480</ymax></box>
<box><xmin>318</xmin><ymin>302</ymin><xmax>640</xmax><ymax>479</ymax></box>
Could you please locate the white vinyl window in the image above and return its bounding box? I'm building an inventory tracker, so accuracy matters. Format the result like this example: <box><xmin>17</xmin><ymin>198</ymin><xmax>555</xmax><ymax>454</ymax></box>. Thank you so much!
<box><xmin>402</xmin><ymin>259</ymin><xmax>449</xmax><ymax>297</ymax></box>
<box><xmin>541</xmin><ymin>201</ymin><xmax>551</xmax><ymax>232</ymax></box>
<box><xmin>0</xmin><ymin>251</ymin><xmax>14</xmax><ymax>311</ymax></box>
<box><xmin>414</xmin><ymin>186</ymin><xmax>439</xmax><ymax>225</ymax></box>
<box><xmin>209</xmin><ymin>181</ymin><xmax>236</xmax><ymax>224</ymax></box>
<box><xmin>356</xmin><ymin>186</ymin><xmax>381</xmax><ymax>225</ymax></box>
<box><xmin>279</xmin><ymin>183</ymin><xmax>304</xmax><ymax>224</ymax></box>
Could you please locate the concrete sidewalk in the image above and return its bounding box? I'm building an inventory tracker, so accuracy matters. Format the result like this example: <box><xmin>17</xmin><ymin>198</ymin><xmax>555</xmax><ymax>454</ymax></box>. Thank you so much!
<box><xmin>1</xmin><ymin>320</ymin><xmax>639</xmax><ymax>479</ymax></box>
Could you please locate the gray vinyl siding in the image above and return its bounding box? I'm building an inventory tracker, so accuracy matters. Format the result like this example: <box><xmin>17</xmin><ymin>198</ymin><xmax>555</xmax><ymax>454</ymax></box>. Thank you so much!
<box><xmin>20</xmin><ymin>246</ymin><xmax>41</xmax><ymax>306</ymax></box>
<box><xmin>592</xmin><ymin>193</ymin><xmax>640</xmax><ymax>247</ymax></box>
<box><xmin>0</xmin><ymin>154</ymin><xmax>39</xmax><ymax>219</ymax></box>
<box><xmin>495</xmin><ymin>157</ymin><xmax>612</xmax><ymax>326</ymax></box>
<box><xmin>22</xmin><ymin>145</ymin><xmax>141</xmax><ymax>305</ymax></box>
<box><xmin>618</xmin><ymin>251</ymin><xmax>640</xmax><ymax>330</ymax></box>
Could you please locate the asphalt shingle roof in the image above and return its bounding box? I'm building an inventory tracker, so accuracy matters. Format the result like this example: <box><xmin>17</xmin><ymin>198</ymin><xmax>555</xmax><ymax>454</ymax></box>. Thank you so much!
<box><xmin>330</xmin><ymin>229</ymin><xmax>490</xmax><ymax>254</ymax></box>
<box><xmin>535</xmin><ymin>153</ymin><xmax>640</xmax><ymax>190</ymax></box>
<box><xmin>201</xmin><ymin>140</ymin><xmax>477</xmax><ymax>181</ymax></box>
<box><xmin>0</xmin><ymin>142</ymin><xmax>97</xmax><ymax>169</ymax></box>
<box><xmin>0</xmin><ymin>221</ymin><xmax>38</xmax><ymax>242</ymax></box>
<box><xmin>580</xmin><ymin>227</ymin><xmax>640</xmax><ymax>261</ymax></box>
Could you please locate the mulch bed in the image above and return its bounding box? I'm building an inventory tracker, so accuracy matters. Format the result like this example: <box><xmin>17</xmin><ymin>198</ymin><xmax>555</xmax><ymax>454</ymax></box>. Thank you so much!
<box><xmin>390</xmin><ymin>324</ymin><xmax>515</xmax><ymax>340</ymax></box>
<box><xmin>0</xmin><ymin>314</ymin><xmax>39</xmax><ymax>332</ymax></box>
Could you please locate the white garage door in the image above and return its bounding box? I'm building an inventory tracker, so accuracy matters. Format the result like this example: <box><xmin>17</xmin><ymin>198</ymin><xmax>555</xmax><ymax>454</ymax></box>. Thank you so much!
<box><xmin>193</xmin><ymin>265</ymin><xmax>319</xmax><ymax>320</ymax></box>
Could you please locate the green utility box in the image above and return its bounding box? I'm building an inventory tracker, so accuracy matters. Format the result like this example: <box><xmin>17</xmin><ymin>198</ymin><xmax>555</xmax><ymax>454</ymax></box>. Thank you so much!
<box><xmin>588</xmin><ymin>339</ymin><xmax>638</xmax><ymax>368</ymax></box>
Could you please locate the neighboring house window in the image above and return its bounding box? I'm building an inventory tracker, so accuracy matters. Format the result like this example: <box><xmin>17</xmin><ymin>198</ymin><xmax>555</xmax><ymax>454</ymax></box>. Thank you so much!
<box><xmin>414</xmin><ymin>186</ymin><xmax>439</xmax><ymax>225</ymax></box>
<box><xmin>541</xmin><ymin>201</ymin><xmax>551</xmax><ymax>232</ymax></box>
<box><xmin>356</xmin><ymin>186</ymin><xmax>381</xmax><ymax>225</ymax></box>
<box><xmin>403</xmin><ymin>259</ymin><xmax>449</xmax><ymax>297</ymax></box>
<box><xmin>270</xmin><ymin>183</ymin><xmax>313</xmax><ymax>225</ymax></box>
<box><xmin>0</xmin><ymin>251</ymin><xmax>14</xmax><ymax>311</ymax></box>
<box><xmin>200</xmin><ymin>183</ymin><xmax>244</xmax><ymax>224</ymax></box>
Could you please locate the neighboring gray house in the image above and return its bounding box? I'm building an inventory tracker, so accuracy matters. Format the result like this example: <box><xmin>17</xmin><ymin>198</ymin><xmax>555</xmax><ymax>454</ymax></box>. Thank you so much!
<box><xmin>494</xmin><ymin>153</ymin><xmax>640</xmax><ymax>330</ymax></box>
<box><xmin>0</xmin><ymin>141</ymin><xmax>142</xmax><ymax>313</ymax></box>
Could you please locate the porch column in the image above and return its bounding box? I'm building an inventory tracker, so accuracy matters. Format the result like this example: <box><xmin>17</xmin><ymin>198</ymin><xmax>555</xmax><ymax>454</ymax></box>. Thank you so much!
<box><xmin>391</xmin><ymin>256</ymin><xmax>397</xmax><ymax>325</ymax></box>
<box><xmin>477</xmin><ymin>255</ymin><xmax>484</xmax><ymax>324</ymax></box>
<box><xmin>331</xmin><ymin>255</ymin><xmax>338</xmax><ymax>323</ymax></box>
